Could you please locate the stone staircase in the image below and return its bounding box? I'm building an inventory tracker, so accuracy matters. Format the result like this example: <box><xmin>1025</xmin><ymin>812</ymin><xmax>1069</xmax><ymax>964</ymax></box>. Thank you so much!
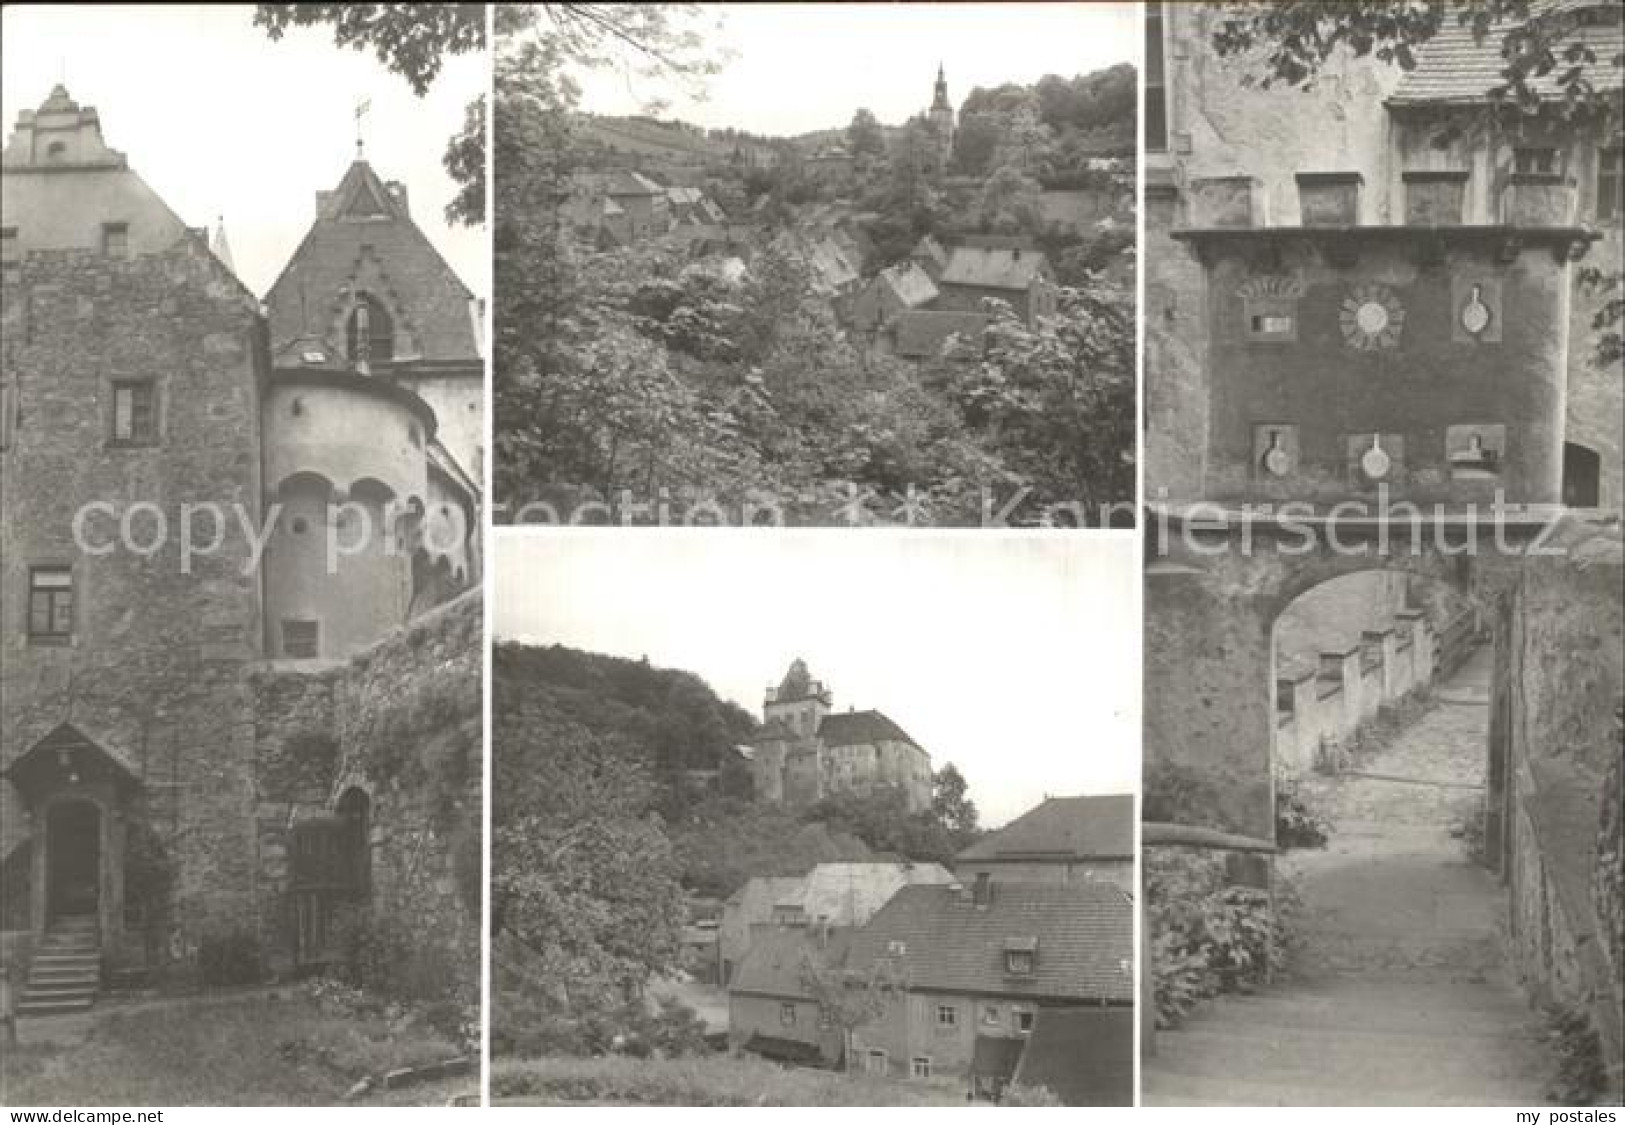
<box><xmin>1143</xmin><ymin>978</ymin><xmax>1553</xmax><ymax>1106</ymax></box>
<box><xmin>17</xmin><ymin>914</ymin><xmax>102</xmax><ymax>1017</ymax></box>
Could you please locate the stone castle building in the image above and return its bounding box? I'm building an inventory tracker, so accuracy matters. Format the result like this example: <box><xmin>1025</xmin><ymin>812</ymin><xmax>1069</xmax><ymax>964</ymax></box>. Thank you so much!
<box><xmin>0</xmin><ymin>87</ymin><xmax>482</xmax><ymax>1011</ymax></box>
<box><xmin>1144</xmin><ymin>0</ymin><xmax>1623</xmax><ymax>511</ymax></box>
<box><xmin>747</xmin><ymin>660</ymin><xmax>933</xmax><ymax>812</ymax></box>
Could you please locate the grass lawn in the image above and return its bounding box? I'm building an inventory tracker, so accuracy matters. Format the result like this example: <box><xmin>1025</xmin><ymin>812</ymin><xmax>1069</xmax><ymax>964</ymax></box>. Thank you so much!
<box><xmin>490</xmin><ymin>1053</ymin><xmax>968</xmax><ymax>1106</ymax></box>
<box><xmin>2</xmin><ymin>989</ymin><xmax>470</xmax><ymax>1107</ymax></box>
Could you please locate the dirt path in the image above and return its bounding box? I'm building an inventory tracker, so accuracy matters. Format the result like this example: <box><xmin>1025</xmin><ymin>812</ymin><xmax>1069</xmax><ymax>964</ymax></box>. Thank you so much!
<box><xmin>1145</xmin><ymin>648</ymin><xmax>1558</xmax><ymax>1106</ymax></box>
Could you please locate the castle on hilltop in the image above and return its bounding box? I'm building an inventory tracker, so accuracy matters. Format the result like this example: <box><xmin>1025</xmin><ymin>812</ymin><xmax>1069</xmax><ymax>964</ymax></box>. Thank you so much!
<box><xmin>746</xmin><ymin>660</ymin><xmax>933</xmax><ymax>812</ymax></box>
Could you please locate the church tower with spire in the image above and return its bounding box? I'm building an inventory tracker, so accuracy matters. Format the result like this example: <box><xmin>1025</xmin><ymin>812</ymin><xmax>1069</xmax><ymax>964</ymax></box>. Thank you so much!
<box><xmin>928</xmin><ymin>63</ymin><xmax>955</xmax><ymax>165</ymax></box>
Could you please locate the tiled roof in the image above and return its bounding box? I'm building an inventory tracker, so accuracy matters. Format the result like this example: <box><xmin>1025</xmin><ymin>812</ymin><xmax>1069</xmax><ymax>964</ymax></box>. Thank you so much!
<box><xmin>797</xmin><ymin>861</ymin><xmax>955</xmax><ymax>924</ymax></box>
<box><xmin>1012</xmin><ymin>1007</ymin><xmax>1134</xmax><ymax>1106</ymax></box>
<box><xmin>892</xmin><ymin>310</ymin><xmax>990</xmax><ymax>358</ymax></box>
<box><xmin>940</xmin><ymin>246</ymin><xmax>1052</xmax><ymax>291</ymax></box>
<box><xmin>1390</xmin><ymin>4</ymin><xmax>1624</xmax><ymax>105</ymax></box>
<box><xmin>845</xmin><ymin>882</ymin><xmax>1134</xmax><ymax>1003</ymax></box>
<box><xmin>729</xmin><ymin>926</ymin><xmax>851</xmax><ymax>999</ymax></box>
<box><xmin>748</xmin><ymin>717</ymin><xmax>797</xmax><ymax>744</ymax></box>
<box><xmin>264</xmin><ymin>160</ymin><xmax>478</xmax><ymax>364</ymax></box>
<box><xmin>775</xmin><ymin>658</ymin><xmax>819</xmax><ymax>701</ymax></box>
<box><xmin>956</xmin><ymin>795</ymin><xmax>1135</xmax><ymax>864</ymax></box>
<box><xmin>878</xmin><ymin>261</ymin><xmax>939</xmax><ymax>309</ymax></box>
<box><xmin>911</xmin><ymin>234</ymin><xmax>949</xmax><ymax>271</ymax></box>
<box><xmin>818</xmin><ymin>709</ymin><xmax>919</xmax><ymax>748</ymax></box>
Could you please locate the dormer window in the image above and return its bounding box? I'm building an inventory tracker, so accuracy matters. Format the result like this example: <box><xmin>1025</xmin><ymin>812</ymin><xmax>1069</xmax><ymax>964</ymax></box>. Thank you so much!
<box><xmin>102</xmin><ymin>222</ymin><xmax>129</xmax><ymax>259</ymax></box>
<box><xmin>1003</xmin><ymin>936</ymin><xmax>1038</xmax><ymax>975</ymax></box>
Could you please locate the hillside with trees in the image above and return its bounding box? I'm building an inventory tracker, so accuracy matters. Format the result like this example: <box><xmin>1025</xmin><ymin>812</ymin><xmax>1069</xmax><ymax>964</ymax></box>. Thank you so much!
<box><xmin>492</xmin><ymin>640</ymin><xmax>986</xmax><ymax>1048</ymax></box>
<box><xmin>493</xmin><ymin>11</ymin><xmax>1136</xmax><ymax>526</ymax></box>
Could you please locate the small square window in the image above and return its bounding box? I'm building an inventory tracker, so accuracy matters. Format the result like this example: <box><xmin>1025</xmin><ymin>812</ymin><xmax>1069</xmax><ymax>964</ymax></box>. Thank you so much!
<box><xmin>282</xmin><ymin>619</ymin><xmax>319</xmax><ymax>659</ymax></box>
<box><xmin>102</xmin><ymin>222</ymin><xmax>129</xmax><ymax>258</ymax></box>
<box><xmin>28</xmin><ymin>566</ymin><xmax>74</xmax><ymax>642</ymax></box>
<box><xmin>779</xmin><ymin>1002</ymin><xmax>797</xmax><ymax>1028</ymax></box>
<box><xmin>911</xmin><ymin>1057</ymin><xmax>932</xmax><ymax>1079</ymax></box>
<box><xmin>110</xmin><ymin>379</ymin><xmax>158</xmax><ymax>445</ymax></box>
<box><xmin>981</xmin><ymin>1004</ymin><xmax>1001</xmax><ymax>1026</ymax></box>
<box><xmin>1015</xmin><ymin>1009</ymin><xmax>1035</xmax><ymax>1033</ymax></box>
<box><xmin>936</xmin><ymin>1004</ymin><xmax>958</xmax><ymax>1028</ymax></box>
<box><xmin>866</xmin><ymin>1050</ymin><xmax>888</xmax><ymax>1076</ymax></box>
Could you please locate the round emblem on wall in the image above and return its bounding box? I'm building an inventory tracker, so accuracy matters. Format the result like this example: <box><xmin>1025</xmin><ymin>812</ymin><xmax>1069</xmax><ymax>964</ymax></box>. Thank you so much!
<box><xmin>1360</xmin><ymin>435</ymin><xmax>1392</xmax><ymax>480</ymax></box>
<box><xmin>1340</xmin><ymin>284</ymin><xmax>1405</xmax><ymax>350</ymax></box>
<box><xmin>1460</xmin><ymin>284</ymin><xmax>1492</xmax><ymax>337</ymax></box>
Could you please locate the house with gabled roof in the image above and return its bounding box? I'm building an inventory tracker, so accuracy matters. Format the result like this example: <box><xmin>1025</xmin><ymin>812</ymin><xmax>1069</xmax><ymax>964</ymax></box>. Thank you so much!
<box><xmin>842</xmin><ymin>880</ymin><xmax>1133</xmax><ymax>1096</ymax></box>
<box><xmin>849</xmin><ymin>261</ymin><xmax>939</xmax><ymax>334</ymax></box>
<box><xmin>954</xmin><ymin>794</ymin><xmax>1135</xmax><ymax>891</ymax></box>
<box><xmin>935</xmin><ymin>244</ymin><xmax>1059</xmax><ymax>323</ymax></box>
<box><xmin>718</xmin><ymin>861</ymin><xmax>956</xmax><ymax>985</ymax></box>
<box><xmin>727</xmin><ymin>924</ymin><xmax>852</xmax><ymax>1067</ymax></box>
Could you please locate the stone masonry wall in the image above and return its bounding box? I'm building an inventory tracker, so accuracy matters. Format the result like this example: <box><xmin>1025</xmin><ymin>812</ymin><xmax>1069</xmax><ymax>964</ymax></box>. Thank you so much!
<box><xmin>1</xmin><ymin>239</ymin><xmax>266</xmax><ymax>955</ymax></box>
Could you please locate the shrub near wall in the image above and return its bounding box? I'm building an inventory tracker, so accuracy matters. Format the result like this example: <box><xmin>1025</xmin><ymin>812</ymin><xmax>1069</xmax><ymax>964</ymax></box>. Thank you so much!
<box><xmin>336</xmin><ymin>590</ymin><xmax>483</xmax><ymax>1035</ymax></box>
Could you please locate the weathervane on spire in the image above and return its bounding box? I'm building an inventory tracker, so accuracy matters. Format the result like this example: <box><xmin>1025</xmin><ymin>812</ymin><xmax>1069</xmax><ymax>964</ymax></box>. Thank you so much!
<box><xmin>354</xmin><ymin>97</ymin><xmax>371</xmax><ymax>159</ymax></box>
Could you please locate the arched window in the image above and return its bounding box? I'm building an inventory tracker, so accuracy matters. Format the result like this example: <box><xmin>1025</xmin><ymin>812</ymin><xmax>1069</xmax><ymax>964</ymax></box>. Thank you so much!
<box><xmin>344</xmin><ymin>293</ymin><xmax>394</xmax><ymax>365</ymax></box>
<box><xmin>336</xmin><ymin>787</ymin><xmax>372</xmax><ymax>899</ymax></box>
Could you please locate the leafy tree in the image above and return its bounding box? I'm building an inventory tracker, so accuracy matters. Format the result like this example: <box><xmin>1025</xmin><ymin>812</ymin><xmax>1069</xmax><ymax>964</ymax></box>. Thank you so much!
<box><xmin>254</xmin><ymin>3</ymin><xmax>485</xmax><ymax>94</ymax></box>
<box><xmin>975</xmin><ymin>164</ymin><xmax>1044</xmax><ymax>233</ymax></box>
<box><xmin>799</xmin><ymin>952</ymin><xmax>903</xmax><ymax>1073</ymax></box>
<box><xmin>951</xmin><ymin>112</ymin><xmax>1003</xmax><ymax>177</ymax></box>
<box><xmin>846</xmin><ymin>107</ymin><xmax>886</xmax><ymax>158</ymax></box>
<box><xmin>930</xmin><ymin>763</ymin><xmax>981</xmax><ymax>842</ymax></box>
<box><xmin>939</xmin><ymin>282</ymin><xmax>1136</xmax><ymax>522</ymax></box>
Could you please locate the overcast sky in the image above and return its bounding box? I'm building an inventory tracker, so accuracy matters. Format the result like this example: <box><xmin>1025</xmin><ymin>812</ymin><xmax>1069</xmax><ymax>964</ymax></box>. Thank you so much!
<box><xmin>495</xmin><ymin>533</ymin><xmax>1139</xmax><ymax>828</ymax></box>
<box><xmin>569</xmin><ymin>2</ymin><xmax>1139</xmax><ymax>136</ymax></box>
<box><xmin>0</xmin><ymin>4</ymin><xmax>485</xmax><ymax>299</ymax></box>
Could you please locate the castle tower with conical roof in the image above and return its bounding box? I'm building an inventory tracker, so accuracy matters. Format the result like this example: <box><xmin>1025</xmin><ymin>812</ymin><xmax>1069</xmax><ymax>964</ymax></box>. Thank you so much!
<box><xmin>764</xmin><ymin>658</ymin><xmax>833</xmax><ymax>739</ymax></box>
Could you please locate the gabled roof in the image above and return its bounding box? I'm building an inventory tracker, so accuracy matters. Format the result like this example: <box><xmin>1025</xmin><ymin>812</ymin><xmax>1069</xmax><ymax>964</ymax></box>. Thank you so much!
<box><xmin>797</xmin><ymin>861</ymin><xmax>955</xmax><ymax>924</ymax></box>
<box><xmin>876</xmin><ymin>261</ymin><xmax>939</xmax><ymax>309</ymax></box>
<box><xmin>845</xmin><ymin>882</ymin><xmax>1133</xmax><ymax>1003</ymax></box>
<box><xmin>776</xmin><ymin>657</ymin><xmax>818</xmax><ymax>701</ymax></box>
<box><xmin>818</xmin><ymin>709</ymin><xmax>919</xmax><ymax>748</ymax></box>
<box><xmin>1012</xmin><ymin>1007</ymin><xmax>1134</xmax><ymax>1106</ymax></box>
<box><xmin>892</xmin><ymin>310</ymin><xmax>990</xmax><ymax>358</ymax></box>
<box><xmin>730</xmin><ymin>926</ymin><xmax>851</xmax><ymax>999</ymax></box>
<box><xmin>5</xmin><ymin>722</ymin><xmax>140</xmax><ymax>796</ymax></box>
<box><xmin>1390</xmin><ymin>2</ymin><xmax>1624</xmax><ymax>106</ymax></box>
<box><xmin>940</xmin><ymin>246</ymin><xmax>1052</xmax><ymax>291</ymax></box>
<box><xmin>585</xmin><ymin>169</ymin><xmax>665</xmax><ymax>196</ymax></box>
<box><xmin>263</xmin><ymin>159</ymin><xmax>478</xmax><ymax>364</ymax></box>
<box><xmin>956</xmin><ymin>795</ymin><xmax>1135</xmax><ymax>864</ymax></box>
<box><xmin>911</xmin><ymin>234</ymin><xmax>949</xmax><ymax>271</ymax></box>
